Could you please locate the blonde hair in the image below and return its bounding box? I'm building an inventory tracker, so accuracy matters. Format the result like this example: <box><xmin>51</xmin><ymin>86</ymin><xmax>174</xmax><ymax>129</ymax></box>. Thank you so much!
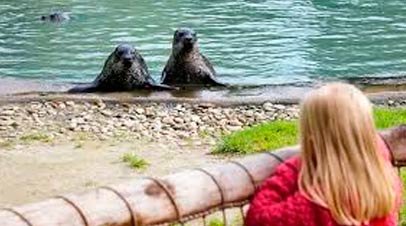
<box><xmin>298</xmin><ymin>83</ymin><xmax>396</xmax><ymax>225</ymax></box>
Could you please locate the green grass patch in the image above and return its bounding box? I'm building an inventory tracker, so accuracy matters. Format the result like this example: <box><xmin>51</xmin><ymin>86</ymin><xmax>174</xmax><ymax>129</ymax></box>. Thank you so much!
<box><xmin>20</xmin><ymin>132</ymin><xmax>53</xmax><ymax>143</ymax></box>
<box><xmin>0</xmin><ymin>139</ymin><xmax>15</xmax><ymax>149</ymax></box>
<box><xmin>208</xmin><ymin>218</ymin><xmax>224</xmax><ymax>226</ymax></box>
<box><xmin>374</xmin><ymin>107</ymin><xmax>406</xmax><ymax>129</ymax></box>
<box><xmin>122</xmin><ymin>152</ymin><xmax>149</xmax><ymax>170</ymax></box>
<box><xmin>214</xmin><ymin>107</ymin><xmax>406</xmax><ymax>155</ymax></box>
<box><xmin>214</xmin><ymin>120</ymin><xmax>298</xmax><ymax>154</ymax></box>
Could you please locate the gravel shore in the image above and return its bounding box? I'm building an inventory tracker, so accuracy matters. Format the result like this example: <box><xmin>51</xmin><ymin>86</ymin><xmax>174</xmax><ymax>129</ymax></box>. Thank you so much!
<box><xmin>0</xmin><ymin>100</ymin><xmax>299</xmax><ymax>143</ymax></box>
<box><xmin>0</xmin><ymin>98</ymin><xmax>404</xmax><ymax>145</ymax></box>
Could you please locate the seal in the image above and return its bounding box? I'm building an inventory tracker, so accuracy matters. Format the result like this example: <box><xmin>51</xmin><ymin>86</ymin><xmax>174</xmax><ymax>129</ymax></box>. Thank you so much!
<box><xmin>68</xmin><ymin>44</ymin><xmax>175</xmax><ymax>93</ymax></box>
<box><xmin>40</xmin><ymin>12</ymin><xmax>70</xmax><ymax>22</ymax></box>
<box><xmin>161</xmin><ymin>28</ymin><xmax>226</xmax><ymax>87</ymax></box>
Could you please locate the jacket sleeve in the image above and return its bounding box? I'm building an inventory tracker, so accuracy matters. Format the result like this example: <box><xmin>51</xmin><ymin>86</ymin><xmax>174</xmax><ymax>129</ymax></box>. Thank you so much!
<box><xmin>245</xmin><ymin>157</ymin><xmax>307</xmax><ymax>226</ymax></box>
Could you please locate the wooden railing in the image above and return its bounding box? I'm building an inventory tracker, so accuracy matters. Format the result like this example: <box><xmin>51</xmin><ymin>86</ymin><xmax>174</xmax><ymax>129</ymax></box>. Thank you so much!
<box><xmin>0</xmin><ymin>125</ymin><xmax>405</xmax><ymax>226</ymax></box>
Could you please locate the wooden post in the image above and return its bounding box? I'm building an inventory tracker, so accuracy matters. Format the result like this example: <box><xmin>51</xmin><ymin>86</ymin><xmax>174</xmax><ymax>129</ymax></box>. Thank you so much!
<box><xmin>0</xmin><ymin>126</ymin><xmax>404</xmax><ymax>226</ymax></box>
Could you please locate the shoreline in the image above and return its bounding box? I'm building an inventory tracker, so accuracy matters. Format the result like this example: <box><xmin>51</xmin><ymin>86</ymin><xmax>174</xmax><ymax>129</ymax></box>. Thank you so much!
<box><xmin>0</xmin><ymin>77</ymin><xmax>405</xmax><ymax>106</ymax></box>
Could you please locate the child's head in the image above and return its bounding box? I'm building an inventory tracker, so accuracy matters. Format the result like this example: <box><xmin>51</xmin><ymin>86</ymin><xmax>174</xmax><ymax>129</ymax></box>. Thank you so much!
<box><xmin>298</xmin><ymin>83</ymin><xmax>395</xmax><ymax>225</ymax></box>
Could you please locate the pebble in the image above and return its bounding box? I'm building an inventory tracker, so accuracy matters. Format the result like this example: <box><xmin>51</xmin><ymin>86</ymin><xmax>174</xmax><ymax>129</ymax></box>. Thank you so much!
<box><xmin>262</xmin><ymin>102</ymin><xmax>274</xmax><ymax>112</ymax></box>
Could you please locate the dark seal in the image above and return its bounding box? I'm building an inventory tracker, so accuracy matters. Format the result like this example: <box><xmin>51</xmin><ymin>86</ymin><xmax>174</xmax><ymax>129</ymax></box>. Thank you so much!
<box><xmin>69</xmin><ymin>44</ymin><xmax>175</xmax><ymax>93</ymax></box>
<box><xmin>40</xmin><ymin>12</ymin><xmax>70</xmax><ymax>22</ymax></box>
<box><xmin>161</xmin><ymin>28</ymin><xmax>226</xmax><ymax>87</ymax></box>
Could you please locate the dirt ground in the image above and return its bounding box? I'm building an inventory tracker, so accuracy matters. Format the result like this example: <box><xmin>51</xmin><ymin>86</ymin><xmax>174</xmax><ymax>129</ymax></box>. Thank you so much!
<box><xmin>0</xmin><ymin>138</ymin><xmax>230</xmax><ymax>206</ymax></box>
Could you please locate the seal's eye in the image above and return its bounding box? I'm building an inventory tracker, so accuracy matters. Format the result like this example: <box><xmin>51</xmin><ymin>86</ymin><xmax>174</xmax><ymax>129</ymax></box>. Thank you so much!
<box><xmin>178</xmin><ymin>32</ymin><xmax>185</xmax><ymax>37</ymax></box>
<box><xmin>116</xmin><ymin>50</ymin><xmax>124</xmax><ymax>56</ymax></box>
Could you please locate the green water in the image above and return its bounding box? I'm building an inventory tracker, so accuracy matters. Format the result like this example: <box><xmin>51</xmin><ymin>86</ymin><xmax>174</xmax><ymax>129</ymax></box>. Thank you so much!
<box><xmin>0</xmin><ymin>0</ymin><xmax>405</xmax><ymax>85</ymax></box>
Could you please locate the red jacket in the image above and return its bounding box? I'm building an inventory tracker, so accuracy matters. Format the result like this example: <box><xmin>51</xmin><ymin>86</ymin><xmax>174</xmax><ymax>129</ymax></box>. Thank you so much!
<box><xmin>245</xmin><ymin>138</ymin><xmax>402</xmax><ymax>226</ymax></box>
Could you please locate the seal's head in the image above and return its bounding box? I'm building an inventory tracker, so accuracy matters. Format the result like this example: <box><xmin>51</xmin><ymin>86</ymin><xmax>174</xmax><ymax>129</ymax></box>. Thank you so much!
<box><xmin>114</xmin><ymin>44</ymin><xmax>137</xmax><ymax>68</ymax></box>
<box><xmin>40</xmin><ymin>12</ymin><xmax>70</xmax><ymax>22</ymax></box>
<box><xmin>172</xmin><ymin>28</ymin><xmax>197</xmax><ymax>54</ymax></box>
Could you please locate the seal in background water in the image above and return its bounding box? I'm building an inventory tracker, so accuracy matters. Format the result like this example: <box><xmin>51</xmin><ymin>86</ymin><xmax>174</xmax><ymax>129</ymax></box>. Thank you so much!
<box><xmin>40</xmin><ymin>12</ymin><xmax>70</xmax><ymax>22</ymax></box>
<box><xmin>161</xmin><ymin>28</ymin><xmax>226</xmax><ymax>87</ymax></box>
<box><xmin>69</xmin><ymin>44</ymin><xmax>175</xmax><ymax>93</ymax></box>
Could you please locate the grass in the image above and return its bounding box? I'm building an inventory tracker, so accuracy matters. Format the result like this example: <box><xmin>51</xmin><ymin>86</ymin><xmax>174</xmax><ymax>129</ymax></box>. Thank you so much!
<box><xmin>373</xmin><ymin>107</ymin><xmax>406</xmax><ymax>129</ymax></box>
<box><xmin>0</xmin><ymin>139</ymin><xmax>15</xmax><ymax>149</ymax></box>
<box><xmin>208</xmin><ymin>218</ymin><xmax>224</xmax><ymax>226</ymax></box>
<box><xmin>122</xmin><ymin>152</ymin><xmax>149</xmax><ymax>170</ymax></box>
<box><xmin>213</xmin><ymin>120</ymin><xmax>297</xmax><ymax>154</ymax></box>
<box><xmin>19</xmin><ymin>132</ymin><xmax>53</xmax><ymax>143</ymax></box>
<box><xmin>74</xmin><ymin>142</ymin><xmax>84</xmax><ymax>149</ymax></box>
<box><xmin>214</xmin><ymin>107</ymin><xmax>406</xmax><ymax>154</ymax></box>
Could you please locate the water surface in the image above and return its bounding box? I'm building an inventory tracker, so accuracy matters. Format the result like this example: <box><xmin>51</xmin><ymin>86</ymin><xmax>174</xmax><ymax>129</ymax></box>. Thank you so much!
<box><xmin>0</xmin><ymin>0</ymin><xmax>405</xmax><ymax>86</ymax></box>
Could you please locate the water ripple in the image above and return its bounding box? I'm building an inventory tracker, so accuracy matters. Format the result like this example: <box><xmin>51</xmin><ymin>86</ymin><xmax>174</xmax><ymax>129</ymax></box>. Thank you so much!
<box><xmin>0</xmin><ymin>0</ymin><xmax>405</xmax><ymax>85</ymax></box>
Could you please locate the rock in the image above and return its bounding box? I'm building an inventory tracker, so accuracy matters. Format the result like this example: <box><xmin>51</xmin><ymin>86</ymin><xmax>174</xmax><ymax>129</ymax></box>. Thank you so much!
<box><xmin>0</xmin><ymin>110</ymin><xmax>14</xmax><ymax>116</ymax></box>
<box><xmin>137</xmin><ymin>115</ymin><xmax>147</xmax><ymax>122</ymax></box>
<box><xmin>122</xmin><ymin>120</ymin><xmax>135</xmax><ymax>128</ymax></box>
<box><xmin>198</xmin><ymin>103</ymin><xmax>215</xmax><ymax>108</ymax></box>
<box><xmin>173</xmin><ymin>117</ymin><xmax>184</xmax><ymax>124</ymax></box>
<box><xmin>47</xmin><ymin>109</ymin><xmax>57</xmax><ymax>115</ymax></box>
<box><xmin>274</xmin><ymin>104</ymin><xmax>286</xmax><ymax>111</ymax></box>
<box><xmin>145</xmin><ymin>109</ymin><xmax>155</xmax><ymax>117</ymax></box>
<box><xmin>58</xmin><ymin>103</ymin><xmax>66</xmax><ymax>109</ymax></box>
<box><xmin>201</xmin><ymin>115</ymin><xmax>210</xmax><ymax>122</ymax></box>
<box><xmin>229</xmin><ymin>119</ymin><xmax>243</xmax><ymax>126</ymax></box>
<box><xmin>71</xmin><ymin>117</ymin><xmax>85</xmax><ymax>125</ymax></box>
<box><xmin>189</xmin><ymin>122</ymin><xmax>199</xmax><ymax>130</ymax></box>
<box><xmin>65</xmin><ymin>101</ymin><xmax>75</xmax><ymax>107</ymax></box>
<box><xmin>156</xmin><ymin>111</ymin><xmax>167</xmax><ymax>118</ymax></box>
<box><xmin>151</xmin><ymin>121</ymin><xmax>162</xmax><ymax>131</ymax></box>
<box><xmin>263</xmin><ymin>102</ymin><xmax>274</xmax><ymax>112</ymax></box>
<box><xmin>83</xmin><ymin>114</ymin><xmax>93</xmax><ymax>121</ymax></box>
<box><xmin>122</xmin><ymin>103</ymin><xmax>131</xmax><ymax>109</ymax></box>
<box><xmin>135</xmin><ymin>108</ymin><xmax>145</xmax><ymax>115</ymax></box>
<box><xmin>388</xmin><ymin>100</ymin><xmax>395</xmax><ymax>106</ymax></box>
<box><xmin>101</xmin><ymin>110</ymin><xmax>113</xmax><ymax>117</ymax></box>
<box><xmin>81</xmin><ymin>125</ymin><xmax>91</xmax><ymax>132</ymax></box>
<box><xmin>214</xmin><ymin>114</ymin><xmax>224</xmax><ymax>121</ymax></box>
<box><xmin>254</xmin><ymin>112</ymin><xmax>266</xmax><ymax>121</ymax></box>
<box><xmin>226</xmin><ymin>125</ymin><xmax>242</xmax><ymax>132</ymax></box>
<box><xmin>95</xmin><ymin>100</ymin><xmax>106</xmax><ymax>109</ymax></box>
<box><xmin>162</xmin><ymin>117</ymin><xmax>174</xmax><ymax>125</ymax></box>
<box><xmin>245</xmin><ymin>110</ymin><xmax>255</xmax><ymax>117</ymax></box>
<box><xmin>68</xmin><ymin>122</ymin><xmax>77</xmax><ymax>131</ymax></box>
<box><xmin>0</xmin><ymin>120</ymin><xmax>14</xmax><ymax>126</ymax></box>
<box><xmin>100</xmin><ymin>127</ymin><xmax>109</xmax><ymax>134</ymax></box>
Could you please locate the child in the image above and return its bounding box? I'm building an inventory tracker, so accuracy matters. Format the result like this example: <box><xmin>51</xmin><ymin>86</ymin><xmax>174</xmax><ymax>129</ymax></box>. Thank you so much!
<box><xmin>245</xmin><ymin>83</ymin><xmax>401</xmax><ymax>226</ymax></box>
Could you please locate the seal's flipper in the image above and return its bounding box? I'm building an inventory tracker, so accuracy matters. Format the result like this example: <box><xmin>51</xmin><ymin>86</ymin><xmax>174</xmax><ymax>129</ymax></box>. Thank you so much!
<box><xmin>146</xmin><ymin>83</ymin><xmax>179</xmax><ymax>91</ymax></box>
<box><xmin>207</xmin><ymin>78</ymin><xmax>228</xmax><ymax>87</ymax></box>
<box><xmin>201</xmin><ymin>72</ymin><xmax>227</xmax><ymax>87</ymax></box>
<box><xmin>68</xmin><ymin>84</ymin><xmax>99</xmax><ymax>93</ymax></box>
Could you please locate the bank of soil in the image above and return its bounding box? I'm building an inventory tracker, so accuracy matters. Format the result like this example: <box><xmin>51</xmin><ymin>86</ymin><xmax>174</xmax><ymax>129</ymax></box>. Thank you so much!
<box><xmin>0</xmin><ymin>139</ymin><xmax>231</xmax><ymax>206</ymax></box>
<box><xmin>0</xmin><ymin>100</ymin><xmax>298</xmax><ymax>206</ymax></box>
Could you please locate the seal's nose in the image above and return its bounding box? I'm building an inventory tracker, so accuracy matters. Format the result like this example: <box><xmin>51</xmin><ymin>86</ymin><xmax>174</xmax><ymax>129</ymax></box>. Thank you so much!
<box><xmin>122</xmin><ymin>55</ymin><xmax>133</xmax><ymax>63</ymax></box>
<box><xmin>184</xmin><ymin>35</ymin><xmax>194</xmax><ymax>43</ymax></box>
